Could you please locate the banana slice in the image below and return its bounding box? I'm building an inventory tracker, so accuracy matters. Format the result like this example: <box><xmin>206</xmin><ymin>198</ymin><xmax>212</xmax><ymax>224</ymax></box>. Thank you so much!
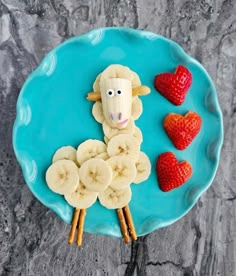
<box><xmin>79</xmin><ymin>158</ymin><xmax>112</xmax><ymax>192</ymax></box>
<box><xmin>52</xmin><ymin>146</ymin><xmax>77</xmax><ymax>163</ymax></box>
<box><xmin>99</xmin><ymin>64</ymin><xmax>141</xmax><ymax>88</ymax></box>
<box><xmin>92</xmin><ymin>67</ymin><xmax>141</xmax><ymax>95</ymax></box>
<box><xmin>133</xmin><ymin>152</ymin><xmax>151</xmax><ymax>184</ymax></box>
<box><xmin>92</xmin><ymin>101</ymin><xmax>105</xmax><ymax>124</ymax></box>
<box><xmin>102</xmin><ymin>118</ymin><xmax>135</xmax><ymax>140</ymax></box>
<box><xmin>107</xmin><ymin>134</ymin><xmax>140</xmax><ymax>161</ymax></box>
<box><xmin>106</xmin><ymin>156</ymin><xmax>136</xmax><ymax>190</ymax></box>
<box><xmin>76</xmin><ymin>140</ymin><xmax>107</xmax><ymax>166</ymax></box>
<box><xmin>133</xmin><ymin>126</ymin><xmax>143</xmax><ymax>145</ymax></box>
<box><xmin>93</xmin><ymin>73</ymin><xmax>101</xmax><ymax>92</ymax></box>
<box><xmin>64</xmin><ymin>181</ymin><xmax>98</xmax><ymax>208</ymax></box>
<box><xmin>98</xmin><ymin>186</ymin><xmax>131</xmax><ymax>209</ymax></box>
<box><xmin>46</xmin><ymin>160</ymin><xmax>80</xmax><ymax>195</ymax></box>
<box><xmin>100</xmin><ymin>64</ymin><xmax>133</xmax><ymax>81</ymax></box>
<box><xmin>104</xmin><ymin>136</ymin><xmax>110</xmax><ymax>145</ymax></box>
<box><xmin>132</xmin><ymin>71</ymin><xmax>141</xmax><ymax>87</ymax></box>
<box><xmin>96</xmin><ymin>152</ymin><xmax>109</xmax><ymax>161</ymax></box>
<box><xmin>132</xmin><ymin>97</ymin><xmax>143</xmax><ymax>120</ymax></box>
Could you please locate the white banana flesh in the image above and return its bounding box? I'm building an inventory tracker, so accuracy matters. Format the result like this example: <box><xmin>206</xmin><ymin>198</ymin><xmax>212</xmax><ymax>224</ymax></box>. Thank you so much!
<box><xmin>132</xmin><ymin>97</ymin><xmax>143</xmax><ymax>120</ymax></box>
<box><xmin>52</xmin><ymin>146</ymin><xmax>77</xmax><ymax>163</ymax></box>
<box><xmin>46</xmin><ymin>160</ymin><xmax>80</xmax><ymax>195</ymax></box>
<box><xmin>106</xmin><ymin>156</ymin><xmax>136</xmax><ymax>190</ymax></box>
<box><xmin>104</xmin><ymin>136</ymin><xmax>110</xmax><ymax>145</ymax></box>
<box><xmin>133</xmin><ymin>152</ymin><xmax>151</xmax><ymax>184</ymax></box>
<box><xmin>100</xmin><ymin>78</ymin><xmax>133</xmax><ymax>129</ymax></box>
<box><xmin>76</xmin><ymin>139</ymin><xmax>107</xmax><ymax>166</ymax></box>
<box><xmin>64</xmin><ymin>181</ymin><xmax>98</xmax><ymax>208</ymax></box>
<box><xmin>102</xmin><ymin>118</ymin><xmax>135</xmax><ymax>139</ymax></box>
<box><xmin>79</xmin><ymin>158</ymin><xmax>112</xmax><ymax>192</ymax></box>
<box><xmin>133</xmin><ymin>127</ymin><xmax>143</xmax><ymax>145</ymax></box>
<box><xmin>92</xmin><ymin>101</ymin><xmax>105</xmax><ymax>124</ymax></box>
<box><xmin>98</xmin><ymin>186</ymin><xmax>131</xmax><ymax>209</ymax></box>
<box><xmin>96</xmin><ymin>152</ymin><xmax>109</xmax><ymax>161</ymax></box>
<box><xmin>107</xmin><ymin>134</ymin><xmax>140</xmax><ymax>161</ymax></box>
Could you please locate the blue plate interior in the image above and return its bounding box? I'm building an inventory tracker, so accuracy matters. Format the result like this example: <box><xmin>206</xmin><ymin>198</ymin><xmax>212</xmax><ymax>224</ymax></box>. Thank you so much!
<box><xmin>13</xmin><ymin>27</ymin><xmax>223</xmax><ymax>237</ymax></box>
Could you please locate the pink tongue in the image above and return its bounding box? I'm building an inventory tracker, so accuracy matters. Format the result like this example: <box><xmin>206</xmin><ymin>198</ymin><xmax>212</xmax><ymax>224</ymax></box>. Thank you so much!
<box><xmin>119</xmin><ymin>119</ymin><xmax>128</xmax><ymax>126</ymax></box>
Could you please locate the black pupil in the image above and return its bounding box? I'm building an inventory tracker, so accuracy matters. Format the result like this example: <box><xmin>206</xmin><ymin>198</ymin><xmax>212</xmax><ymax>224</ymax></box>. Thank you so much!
<box><xmin>108</xmin><ymin>91</ymin><xmax>112</xmax><ymax>95</ymax></box>
<box><xmin>117</xmin><ymin>90</ymin><xmax>121</xmax><ymax>94</ymax></box>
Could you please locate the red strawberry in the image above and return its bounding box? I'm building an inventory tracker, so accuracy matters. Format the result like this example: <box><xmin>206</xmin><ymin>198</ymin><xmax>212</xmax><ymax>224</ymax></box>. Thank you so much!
<box><xmin>164</xmin><ymin>111</ymin><xmax>202</xmax><ymax>150</ymax></box>
<box><xmin>154</xmin><ymin>65</ymin><xmax>192</xmax><ymax>105</ymax></box>
<box><xmin>156</xmin><ymin>152</ymin><xmax>192</xmax><ymax>192</ymax></box>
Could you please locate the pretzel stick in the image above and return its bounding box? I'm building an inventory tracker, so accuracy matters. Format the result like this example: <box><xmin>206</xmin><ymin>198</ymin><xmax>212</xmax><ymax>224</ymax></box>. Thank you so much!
<box><xmin>123</xmin><ymin>205</ymin><xmax>137</xmax><ymax>241</ymax></box>
<box><xmin>77</xmin><ymin>209</ymin><xmax>86</xmax><ymax>246</ymax></box>
<box><xmin>68</xmin><ymin>208</ymin><xmax>80</xmax><ymax>245</ymax></box>
<box><xmin>87</xmin><ymin>92</ymin><xmax>101</xmax><ymax>101</ymax></box>
<box><xmin>117</xmin><ymin>208</ymin><xmax>130</xmax><ymax>243</ymax></box>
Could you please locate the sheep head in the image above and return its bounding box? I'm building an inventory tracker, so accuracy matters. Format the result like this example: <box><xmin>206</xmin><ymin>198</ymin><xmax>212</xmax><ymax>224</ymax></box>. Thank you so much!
<box><xmin>87</xmin><ymin>65</ymin><xmax>151</xmax><ymax>129</ymax></box>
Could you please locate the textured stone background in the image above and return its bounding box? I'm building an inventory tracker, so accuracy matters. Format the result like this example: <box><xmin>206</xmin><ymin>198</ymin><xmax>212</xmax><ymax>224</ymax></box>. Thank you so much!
<box><xmin>0</xmin><ymin>0</ymin><xmax>236</xmax><ymax>275</ymax></box>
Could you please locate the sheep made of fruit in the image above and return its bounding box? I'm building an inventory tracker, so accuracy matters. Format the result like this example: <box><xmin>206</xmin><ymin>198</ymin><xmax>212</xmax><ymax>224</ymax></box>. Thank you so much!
<box><xmin>45</xmin><ymin>64</ymin><xmax>151</xmax><ymax>245</ymax></box>
<box><xmin>86</xmin><ymin>64</ymin><xmax>152</xmax><ymax>240</ymax></box>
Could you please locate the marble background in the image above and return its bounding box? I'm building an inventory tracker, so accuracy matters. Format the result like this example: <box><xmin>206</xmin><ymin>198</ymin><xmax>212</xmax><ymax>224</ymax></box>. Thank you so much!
<box><xmin>0</xmin><ymin>0</ymin><xmax>235</xmax><ymax>275</ymax></box>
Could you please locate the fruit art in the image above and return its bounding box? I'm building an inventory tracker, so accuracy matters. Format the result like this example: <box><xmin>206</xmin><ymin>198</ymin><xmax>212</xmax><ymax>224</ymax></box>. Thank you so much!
<box><xmin>45</xmin><ymin>63</ymin><xmax>202</xmax><ymax>245</ymax></box>
<box><xmin>45</xmin><ymin>64</ymin><xmax>151</xmax><ymax>245</ymax></box>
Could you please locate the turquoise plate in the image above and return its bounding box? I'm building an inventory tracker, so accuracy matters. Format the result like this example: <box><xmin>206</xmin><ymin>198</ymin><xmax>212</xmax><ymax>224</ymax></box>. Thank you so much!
<box><xmin>13</xmin><ymin>27</ymin><xmax>223</xmax><ymax>237</ymax></box>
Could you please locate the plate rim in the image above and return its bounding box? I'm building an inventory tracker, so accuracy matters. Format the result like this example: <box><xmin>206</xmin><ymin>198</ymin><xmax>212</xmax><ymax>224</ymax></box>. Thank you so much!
<box><xmin>12</xmin><ymin>27</ymin><xmax>224</xmax><ymax>237</ymax></box>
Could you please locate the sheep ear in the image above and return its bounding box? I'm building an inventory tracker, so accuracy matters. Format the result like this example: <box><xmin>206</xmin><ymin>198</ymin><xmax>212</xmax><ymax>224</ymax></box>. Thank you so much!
<box><xmin>132</xmin><ymin>86</ymin><xmax>151</xmax><ymax>96</ymax></box>
<box><xmin>87</xmin><ymin>92</ymin><xmax>101</xmax><ymax>101</ymax></box>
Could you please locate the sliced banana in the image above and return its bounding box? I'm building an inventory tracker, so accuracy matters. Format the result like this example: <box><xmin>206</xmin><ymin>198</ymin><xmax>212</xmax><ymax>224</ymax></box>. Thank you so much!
<box><xmin>64</xmin><ymin>181</ymin><xmax>98</xmax><ymax>209</ymax></box>
<box><xmin>93</xmin><ymin>73</ymin><xmax>101</xmax><ymax>92</ymax></box>
<box><xmin>102</xmin><ymin>121</ymin><xmax>116</xmax><ymax>140</ymax></box>
<box><xmin>107</xmin><ymin>134</ymin><xmax>140</xmax><ymax>161</ymax></box>
<box><xmin>79</xmin><ymin>158</ymin><xmax>112</xmax><ymax>192</ymax></box>
<box><xmin>104</xmin><ymin>136</ymin><xmax>110</xmax><ymax>145</ymax></box>
<box><xmin>96</xmin><ymin>152</ymin><xmax>109</xmax><ymax>161</ymax></box>
<box><xmin>99</xmin><ymin>64</ymin><xmax>141</xmax><ymax>88</ymax></box>
<box><xmin>106</xmin><ymin>156</ymin><xmax>136</xmax><ymax>190</ymax></box>
<box><xmin>76</xmin><ymin>140</ymin><xmax>107</xmax><ymax>166</ymax></box>
<box><xmin>131</xmin><ymin>97</ymin><xmax>143</xmax><ymax>120</ymax></box>
<box><xmin>102</xmin><ymin>118</ymin><xmax>135</xmax><ymax>140</ymax></box>
<box><xmin>133</xmin><ymin>126</ymin><xmax>143</xmax><ymax>145</ymax></box>
<box><xmin>52</xmin><ymin>146</ymin><xmax>77</xmax><ymax>163</ymax></box>
<box><xmin>133</xmin><ymin>152</ymin><xmax>151</xmax><ymax>184</ymax></box>
<box><xmin>92</xmin><ymin>101</ymin><xmax>105</xmax><ymax>124</ymax></box>
<box><xmin>132</xmin><ymin>71</ymin><xmax>141</xmax><ymax>87</ymax></box>
<box><xmin>98</xmin><ymin>186</ymin><xmax>131</xmax><ymax>209</ymax></box>
<box><xmin>100</xmin><ymin>64</ymin><xmax>134</xmax><ymax>82</ymax></box>
<box><xmin>46</xmin><ymin>160</ymin><xmax>80</xmax><ymax>195</ymax></box>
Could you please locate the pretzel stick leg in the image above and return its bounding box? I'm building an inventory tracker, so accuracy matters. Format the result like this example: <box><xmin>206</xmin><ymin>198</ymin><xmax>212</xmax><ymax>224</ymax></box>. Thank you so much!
<box><xmin>68</xmin><ymin>208</ymin><xmax>80</xmax><ymax>245</ymax></box>
<box><xmin>123</xmin><ymin>205</ymin><xmax>137</xmax><ymax>241</ymax></box>
<box><xmin>117</xmin><ymin>208</ymin><xmax>130</xmax><ymax>244</ymax></box>
<box><xmin>77</xmin><ymin>209</ymin><xmax>86</xmax><ymax>246</ymax></box>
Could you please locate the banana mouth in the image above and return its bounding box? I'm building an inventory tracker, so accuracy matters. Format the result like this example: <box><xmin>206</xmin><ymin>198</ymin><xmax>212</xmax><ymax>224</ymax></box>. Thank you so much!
<box><xmin>118</xmin><ymin>119</ymin><xmax>128</xmax><ymax>126</ymax></box>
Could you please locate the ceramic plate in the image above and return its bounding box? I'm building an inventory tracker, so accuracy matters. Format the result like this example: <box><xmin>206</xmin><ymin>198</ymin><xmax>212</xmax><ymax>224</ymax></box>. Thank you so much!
<box><xmin>13</xmin><ymin>27</ymin><xmax>223</xmax><ymax>237</ymax></box>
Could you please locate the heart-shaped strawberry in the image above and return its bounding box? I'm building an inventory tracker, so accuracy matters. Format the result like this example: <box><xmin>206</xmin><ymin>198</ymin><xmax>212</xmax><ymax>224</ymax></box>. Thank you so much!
<box><xmin>164</xmin><ymin>111</ymin><xmax>202</xmax><ymax>150</ymax></box>
<box><xmin>156</xmin><ymin>152</ymin><xmax>192</xmax><ymax>192</ymax></box>
<box><xmin>154</xmin><ymin>65</ymin><xmax>192</xmax><ymax>105</ymax></box>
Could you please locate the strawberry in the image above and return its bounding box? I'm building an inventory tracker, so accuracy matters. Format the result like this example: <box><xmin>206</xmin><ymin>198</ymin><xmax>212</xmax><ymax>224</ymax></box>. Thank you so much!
<box><xmin>154</xmin><ymin>65</ymin><xmax>192</xmax><ymax>105</ymax></box>
<box><xmin>156</xmin><ymin>152</ymin><xmax>192</xmax><ymax>192</ymax></box>
<box><xmin>164</xmin><ymin>111</ymin><xmax>202</xmax><ymax>150</ymax></box>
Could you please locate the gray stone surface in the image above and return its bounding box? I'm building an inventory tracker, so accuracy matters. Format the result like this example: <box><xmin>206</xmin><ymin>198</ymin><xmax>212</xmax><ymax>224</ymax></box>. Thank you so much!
<box><xmin>0</xmin><ymin>0</ymin><xmax>235</xmax><ymax>275</ymax></box>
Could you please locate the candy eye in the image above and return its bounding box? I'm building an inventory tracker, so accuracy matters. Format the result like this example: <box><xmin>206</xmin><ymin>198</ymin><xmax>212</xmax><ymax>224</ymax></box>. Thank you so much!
<box><xmin>106</xmin><ymin>89</ymin><xmax>114</xmax><ymax>97</ymax></box>
<box><xmin>116</xmin><ymin>89</ymin><xmax>123</xmax><ymax>96</ymax></box>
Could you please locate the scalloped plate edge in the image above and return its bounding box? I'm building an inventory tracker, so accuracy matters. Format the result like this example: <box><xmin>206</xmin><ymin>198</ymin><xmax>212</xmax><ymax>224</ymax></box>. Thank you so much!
<box><xmin>12</xmin><ymin>27</ymin><xmax>224</xmax><ymax>236</ymax></box>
